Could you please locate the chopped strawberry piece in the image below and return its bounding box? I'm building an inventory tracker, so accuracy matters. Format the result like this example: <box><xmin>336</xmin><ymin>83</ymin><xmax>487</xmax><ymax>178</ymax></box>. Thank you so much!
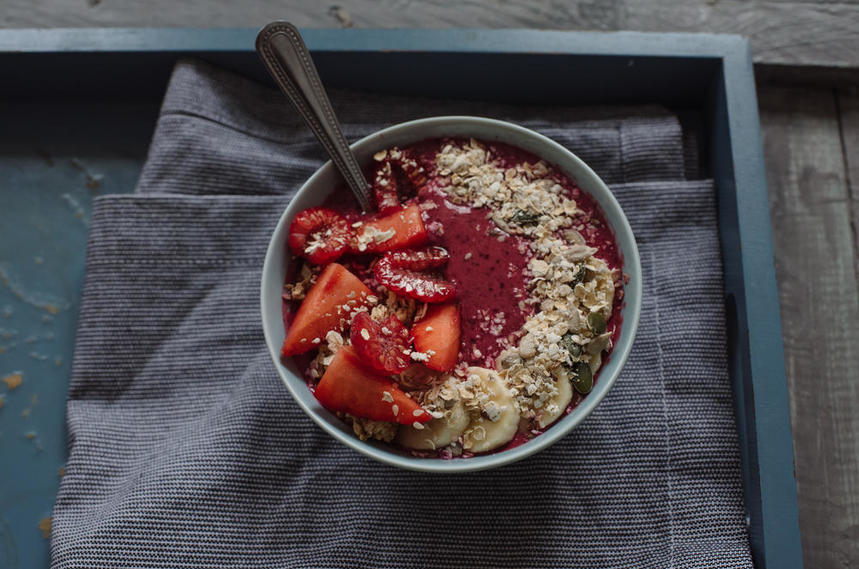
<box><xmin>288</xmin><ymin>207</ymin><xmax>351</xmax><ymax>264</ymax></box>
<box><xmin>388</xmin><ymin>148</ymin><xmax>428</xmax><ymax>189</ymax></box>
<box><xmin>350</xmin><ymin>311</ymin><xmax>411</xmax><ymax>374</ymax></box>
<box><xmin>395</xmin><ymin>364</ymin><xmax>438</xmax><ymax>390</ymax></box>
<box><xmin>374</xmin><ymin>247</ymin><xmax>456</xmax><ymax>303</ymax></box>
<box><xmin>384</xmin><ymin>246</ymin><xmax>449</xmax><ymax>271</ymax></box>
<box><xmin>371</xmin><ymin>148</ymin><xmax>430</xmax><ymax>214</ymax></box>
<box><xmin>372</xmin><ymin>160</ymin><xmax>401</xmax><ymax>215</ymax></box>
<box><xmin>282</xmin><ymin>263</ymin><xmax>373</xmax><ymax>356</ymax></box>
<box><xmin>411</xmin><ymin>303</ymin><xmax>461</xmax><ymax>372</ymax></box>
<box><xmin>315</xmin><ymin>346</ymin><xmax>432</xmax><ymax>424</ymax></box>
<box><xmin>350</xmin><ymin>204</ymin><xmax>428</xmax><ymax>254</ymax></box>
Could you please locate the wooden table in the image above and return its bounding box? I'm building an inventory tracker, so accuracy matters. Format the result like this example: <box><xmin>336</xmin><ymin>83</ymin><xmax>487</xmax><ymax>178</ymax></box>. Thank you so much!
<box><xmin>4</xmin><ymin>2</ymin><xmax>858</xmax><ymax>568</ymax></box>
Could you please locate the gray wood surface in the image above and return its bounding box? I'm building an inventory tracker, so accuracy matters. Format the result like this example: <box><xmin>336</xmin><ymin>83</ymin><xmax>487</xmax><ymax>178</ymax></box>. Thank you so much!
<box><xmin>840</xmin><ymin>89</ymin><xmax>859</xmax><ymax>276</ymax></box>
<box><xmin>760</xmin><ymin>86</ymin><xmax>859</xmax><ymax>569</ymax></box>
<box><xmin>3</xmin><ymin>0</ymin><xmax>859</xmax><ymax>71</ymax></box>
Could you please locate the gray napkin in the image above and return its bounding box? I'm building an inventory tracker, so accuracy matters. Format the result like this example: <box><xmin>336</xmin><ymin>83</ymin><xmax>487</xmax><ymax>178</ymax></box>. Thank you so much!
<box><xmin>52</xmin><ymin>59</ymin><xmax>751</xmax><ymax>568</ymax></box>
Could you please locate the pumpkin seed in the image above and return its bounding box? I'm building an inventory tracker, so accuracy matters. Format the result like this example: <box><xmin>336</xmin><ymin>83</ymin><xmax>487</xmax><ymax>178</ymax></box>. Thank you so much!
<box><xmin>587</xmin><ymin>311</ymin><xmax>606</xmax><ymax>334</ymax></box>
<box><xmin>511</xmin><ymin>210</ymin><xmax>540</xmax><ymax>226</ymax></box>
<box><xmin>571</xmin><ymin>265</ymin><xmax>587</xmax><ymax>286</ymax></box>
<box><xmin>572</xmin><ymin>361</ymin><xmax>593</xmax><ymax>394</ymax></box>
<box><xmin>560</xmin><ymin>332</ymin><xmax>581</xmax><ymax>360</ymax></box>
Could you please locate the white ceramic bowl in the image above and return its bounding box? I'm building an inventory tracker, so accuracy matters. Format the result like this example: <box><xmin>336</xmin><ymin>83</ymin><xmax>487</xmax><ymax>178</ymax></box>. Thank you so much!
<box><xmin>261</xmin><ymin>116</ymin><xmax>642</xmax><ymax>472</ymax></box>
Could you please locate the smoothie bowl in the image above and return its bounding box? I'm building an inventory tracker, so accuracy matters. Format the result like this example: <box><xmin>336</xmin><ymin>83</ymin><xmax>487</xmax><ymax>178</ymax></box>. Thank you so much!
<box><xmin>261</xmin><ymin>117</ymin><xmax>642</xmax><ymax>472</ymax></box>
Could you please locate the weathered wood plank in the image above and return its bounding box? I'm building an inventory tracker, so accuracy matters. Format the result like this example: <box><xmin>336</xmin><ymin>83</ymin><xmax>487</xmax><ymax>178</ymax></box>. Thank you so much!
<box><xmin>623</xmin><ymin>1</ymin><xmax>859</xmax><ymax>69</ymax></box>
<box><xmin>759</xmin><ymin>86</ymin><xmax>859</xmax><ymax>569</ymax></box>
<box><xmin>838</xmin><ymin>88</ymin><xmax>859</xmax><ymax>280</ymax></box>
<box><xmin>2</xmin><ymin>0</ymin><xmax>859</xmax><ymax>71</ymax></box>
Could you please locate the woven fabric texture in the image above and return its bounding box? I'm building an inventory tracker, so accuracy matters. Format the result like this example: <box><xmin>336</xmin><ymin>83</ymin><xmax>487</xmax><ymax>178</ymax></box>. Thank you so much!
<box><xmin>52</xmin><ymin>59</ymin><xmax>752</xmax><ymax>568</ymax></box>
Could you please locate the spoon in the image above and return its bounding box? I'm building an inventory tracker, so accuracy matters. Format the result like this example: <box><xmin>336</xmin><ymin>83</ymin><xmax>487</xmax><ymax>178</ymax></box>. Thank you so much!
<box><xmin>256</xmin><ymin>22</ymin><xmax>374</xmax><ymax>211</ymax></box>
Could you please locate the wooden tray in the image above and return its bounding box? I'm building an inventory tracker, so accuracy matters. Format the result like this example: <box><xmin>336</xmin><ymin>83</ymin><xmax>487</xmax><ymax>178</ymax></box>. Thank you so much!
<box><xmin>0</xmin><ymin>28</ymin><xmax>802</xmax><ymax>568</ymax></box>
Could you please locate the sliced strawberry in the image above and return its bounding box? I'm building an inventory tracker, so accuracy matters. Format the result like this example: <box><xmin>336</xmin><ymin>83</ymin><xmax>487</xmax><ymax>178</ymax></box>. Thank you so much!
<box><xmin>349</xmin><ymin>311</ymin><xmax>411</xmax><ymax>374</ymax></box>
<box><xmin>372</xmin><ymin>149</ymin><xmax>429</xmax><ymax>214</ymax></box>
<box><xmin>395</xmin><ymin>364</ymin><xmax>438</xmax><ymax>391</ymax></box>
<box><xmin>374</xmin><ymin>247</ymin><xmax>456</xmax><ymax>303</ymax></box>
<box><xmin>350</xmin><ymin>204</ymin><xmax>428</xmax><ymax>254</ymax></box>
<box><xmin>372</xmin><ymin>160</ymin><xmax>401</xmax><ymax>214</ymax></box>
<box><xmin>315</xmin><ymin>346</ymin><xmax>432</xmax><ymax>424</ymax></box>
<box><xmin>282</xmin><ymin>263</ymin><xmax>373</xmax><ymax>356</ymax></box>
<box><xmin>384</xmin><ymin>246</ymin><xmax>449</xmax><ymax>271</ymax></box>
<box><xmin>411</xmin><ymin>303</ymin><xmax>461</xmax><ymax>372</ymax></box>
<box><xmin>388</xmin><ymin>148</ymin><xmax>428</xmax><ymax>189</ymax></box>
<box><xmin>288</xmin><ymin>207</ymin><xmax>351</xmax><ymax>264</ymax></box>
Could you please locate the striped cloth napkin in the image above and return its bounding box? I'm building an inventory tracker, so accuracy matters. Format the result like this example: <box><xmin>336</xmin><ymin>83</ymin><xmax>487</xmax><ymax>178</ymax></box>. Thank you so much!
<box><xmin>51</xmin><ymin>59</ymin><xmax>752</xmax><ymax>568</ymax></box>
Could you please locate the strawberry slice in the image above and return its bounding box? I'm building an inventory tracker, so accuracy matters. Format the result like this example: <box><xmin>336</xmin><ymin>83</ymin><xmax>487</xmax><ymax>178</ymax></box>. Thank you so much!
<box><xmin>395</xmin><ymin>364</ymin><xmax>438</xmax><ymax>390</ymax></box>
<box><xmin>282</xmin><ymin>263</ymin><xmax>374</xmax><ymax>356</ymax></box>
<box><xmin>372</xmin><ymin>149</ymin><xmax>429</xmax><ymax>214</ymax></box>
<box><xmin>350</xmin><ymin>204</ymin><xmax>428</xmax><ymax>254</ymax></box>
<box><xmin>384</xmin><ymin>246</ymin><xmax>449</xmax><ymax>271</ymax></box>
<box><xmin>388</xmin><ymin>148</ymin><xmax>428</xmax><ymax>189</ymax></box>
<box><xmin>411</xmin><ymin>303</ymin><xmax>461</xmax><ymax>371</ymax></box>
<box><xmin>374</xmin><ymin>247</ymin><xmax>456</xmax><ymax>303</ymax></box>
<box><xmin>349</xmin><ymin>311</ymin><xmax>411</xmax><ymax>374</ymax></box>
<box><xmin>288</xmin><ymin>207</ymin><xmax>351</xmax><ymax>264</ymax></box>
<box><xmin>315</xmin><ymin>346</ymin><xmax>432</xmax><ymax>424</ymax></box>
<box><xmin>372</xmin><ymin>160</ymin><xmax>401</xmax><ymax>215</ymax></box>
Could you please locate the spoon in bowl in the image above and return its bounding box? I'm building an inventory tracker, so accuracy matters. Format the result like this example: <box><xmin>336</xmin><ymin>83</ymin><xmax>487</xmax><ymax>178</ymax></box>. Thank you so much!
<box><xmin>256</xmin><ymin>21</ymin><xmax>374</xmax><ymax>212</ymax></box>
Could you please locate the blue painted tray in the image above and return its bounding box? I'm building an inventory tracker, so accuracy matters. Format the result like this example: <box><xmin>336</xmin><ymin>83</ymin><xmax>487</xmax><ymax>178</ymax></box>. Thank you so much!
<box><xmin>0</xmin><ymin>28</ymin><xmax>801</xmax><ymax>569</ymax></box>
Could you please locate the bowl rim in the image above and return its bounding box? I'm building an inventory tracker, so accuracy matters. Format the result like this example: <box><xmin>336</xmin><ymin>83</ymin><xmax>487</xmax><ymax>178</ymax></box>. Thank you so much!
<box><xmin>261</xmin><ymin>115</ymin><xmax>642</xmax><ymax>473</ymax></box>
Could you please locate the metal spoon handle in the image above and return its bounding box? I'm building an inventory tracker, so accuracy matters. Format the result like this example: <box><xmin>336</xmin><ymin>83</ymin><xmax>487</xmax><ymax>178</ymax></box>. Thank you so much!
<box><xmin>256</xmin><ymin>22</ymin><xmax>373</xmax><ymax>211</ymax></box>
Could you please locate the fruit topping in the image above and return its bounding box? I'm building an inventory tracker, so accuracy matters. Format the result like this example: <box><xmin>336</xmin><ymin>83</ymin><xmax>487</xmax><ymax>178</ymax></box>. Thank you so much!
<box><xmin>374</xmin><ymin>247</ymin><xmax>457</xmax><ymax>303</ymax></box>
<box><xmin>383</xmin><ymin>246</ymin><xmax>450</xmax><ymax>271</ymax></box>
<box><xmin>538</xmin><ymin>367</ymin><xmax>574</xmax><ymax>428</ymax></box>
<box><xmin>411</xmin><ymin>302</ymin><xmax>461</xmax><ymax>371</ymax></box>
<box><xmin>372</xmin><ymin>149</ymin><xmax>429</xmax><ymax>214</ymax></box>
<box><xmin>315</xmin><ymin>346</ymin><xmax>432</xmax><ymax>424</ymax></box>
<box><xmin>393</xmin><ymin>364</ymin><xmax>438</xmax><ymax>390</ymax></box>
<box><xmin>387</xmin><ymin>147</ymin><xmax>428</xmax><ymax>189</ymax></box>
<box><xmin>397</xmin><ymin>399</ymin><xmax>469</xmax><ymax>451</ymax></box>
<box><xmin>461</xmin><ymin>367</ymin><xmax>519</xmax><ymax>453</ymax></box>
<box><xmin>349</xmin><ymin>311</ymin><xmax>411</xmax><ymax>375</ymax></box>
<box><xmin>288</xmin><ymin>207</ymin><xmax>351</xmax><ymax>264</ymax></box>
<box><xmin>281</xmin><ymin>263</ymin><xmax>374</xmax><ymax>356</ymax></box>
<box><xmin>372</xmin><ymin>160</ymin><xmax>401</xmax><ymax>214</ymax></box>
<box><xmin>350</xmin><ymin>204</ymin><xmax>428</xmax><ymax>254</ymax></box>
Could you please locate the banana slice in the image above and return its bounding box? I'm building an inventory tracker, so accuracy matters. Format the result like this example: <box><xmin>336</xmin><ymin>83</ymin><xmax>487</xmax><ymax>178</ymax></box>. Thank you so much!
<box><xmin>396</xmin><ymin>400</ymin><xmax>469</xmax><ymax>450</ymax></box>
<box><xmin>462</xmin><ymin>366</ymin><xmax>519</xmax><ymax>453</ymax></box>
<box><xmin>537</xmin><ymin>366</ymin><xmax>573</xmax><ymax>428</ymax></box>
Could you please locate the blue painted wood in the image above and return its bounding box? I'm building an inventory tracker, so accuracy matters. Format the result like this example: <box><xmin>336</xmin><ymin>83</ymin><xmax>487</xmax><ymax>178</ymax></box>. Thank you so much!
<box><xmin>727</xmin><ymin>43</ymin><xmax>802</xmax><ymax>567</ymax></box>
<box><xmin>708</xmin><ymin>41</ymin><xmax>803</xmax><ymax>567</ymax></box>
<box><xmin>0</xmin><ymin>100</ymin><xmax>159</xmax><ymax>569</ymax></box>
<box><xmin>0</xmin><ymin>28</ymin><xmax>802</xmax><ymax>569</ymax></box>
